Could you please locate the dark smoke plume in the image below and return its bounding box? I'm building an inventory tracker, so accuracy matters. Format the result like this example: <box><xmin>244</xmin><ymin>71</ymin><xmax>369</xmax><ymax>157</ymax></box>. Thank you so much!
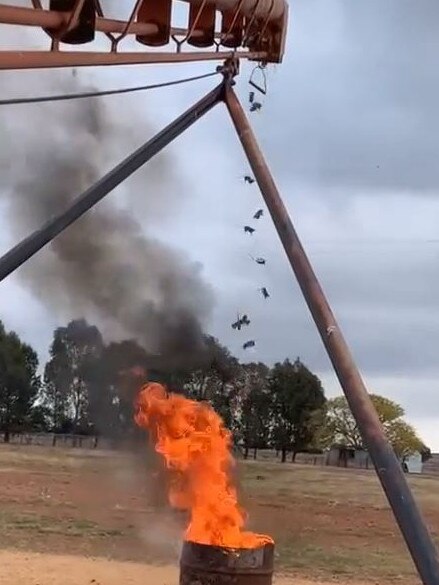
<box><xmin>0</xmin><ymin>67</ymin><xmax>214</xmax><ymax>365</ymax></box>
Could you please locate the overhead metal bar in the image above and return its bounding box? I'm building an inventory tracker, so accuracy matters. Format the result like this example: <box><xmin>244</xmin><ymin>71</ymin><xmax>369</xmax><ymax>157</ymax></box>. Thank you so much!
<box><xmin>0</xmin><ymin>80</ymin><xmax>224</xmax><ymax>283</ymax></box>
<box><xmin>0</xmin><ymin>0</ymin><xmax>288</xmax><ymax>66</ymax></box>
<box><xmin>0</xmin><ymin>49</ymin><xmax>264</xmax><ymax>70</ymax></box>
<box><xmin>0</xmin><ymin>4</ymin><xmax>199</xmax><ymax>43</ymax></box>
<box><xmin>224</xmin><ymin>82</ymin><xmax>439</xmax><ymax>585</ymax></box>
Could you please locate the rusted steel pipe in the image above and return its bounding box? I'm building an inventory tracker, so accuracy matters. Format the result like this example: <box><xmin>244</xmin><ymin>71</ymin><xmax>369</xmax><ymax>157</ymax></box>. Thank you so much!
<box><xmin>0</xmin><ymin>1</ymin><xmax>287</xmax><ymax>28</ymax></box>
<box><xmin>0</xmin><ymin>49</ymin><xmax>264</xmax><ymax>70</ymax></box>
<box><xmin>180</xmin><ymin>541</ymin><xmax>274</xmax><ymax>585</ymax></box>
<box><xmin>0</xmin><ymin>2</ymin><xmax>287</xmax><ymax>62</ymax></box>
<box><xmin>0</xmin><ymin>82</ymin><xmax>224</xmax><ymax>284</ymax></box>
<box><xmin>224</xmin><ymin>84</ymin><xmax>439</xmax><ymax>585</ymax></box>
<box><xmin>0</xmin><ymin>4</ymin><xmax>200</xmax><ymax>39</ymax></box>
<box><xmin>181</xmin><ymin>0</ymin><xmax>286</xmax><ymax>22</ymax></box>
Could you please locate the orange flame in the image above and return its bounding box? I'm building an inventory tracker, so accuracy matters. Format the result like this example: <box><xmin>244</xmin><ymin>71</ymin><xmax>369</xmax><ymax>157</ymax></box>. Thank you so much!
<box><xmin>135</xmin><ymin>382</ymin><xmax>273</xmax><ymax>549</ymax></box>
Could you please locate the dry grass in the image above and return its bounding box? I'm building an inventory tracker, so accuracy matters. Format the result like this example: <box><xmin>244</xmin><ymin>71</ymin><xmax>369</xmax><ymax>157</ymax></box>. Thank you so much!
<box><xmin>1</xmin><ymin>444</ymin><xmax>439</xmax><ymax>583</ymax></box>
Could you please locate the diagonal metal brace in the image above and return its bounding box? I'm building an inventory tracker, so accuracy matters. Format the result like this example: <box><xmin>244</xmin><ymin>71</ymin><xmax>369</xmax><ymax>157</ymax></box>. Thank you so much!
<box><xmin>223</xmin><ymin>82</ymin><xmax>439</xmax><ymax>585</ymax></box>
<box><xmin>0</xmin><ymin>81</ymin><xmax>224</xmax><ymax>283</ymax></box>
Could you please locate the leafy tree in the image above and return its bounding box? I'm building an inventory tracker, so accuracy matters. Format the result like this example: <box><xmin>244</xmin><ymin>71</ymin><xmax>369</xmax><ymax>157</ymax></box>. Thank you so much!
<box><xmin>42</xmin><ymin>339</ymin><xmax>71</xmax><ymax>431</ymax></box>
<box><xmin>325</xmin><ymin>395</ymin><xmax>362</xmax><ymax>448</ymax></box>
<box><xmin>239</xmin><ymin>362</ymin><xmax>271</xmax><ymax>459</ymax></box>
<box><xmin>305</xmin><ymin>404</ymin><xmax>332</xmax><ymax>452</ymax></box>
<box><xmin>386</xmin><ymin>420</ymin><xmax>424</xmax><ymax>460</ymax></box>
<box><xmin>269</xmin><ymin>358</ymin><xmax>326</xmax><ymax>462</ymax></box>
<box><xmin>28</xmin><ymin>405</ymin><xmax>51</xmax><ymax>432</ymax></box>
<box><xmin>183</xmin><ymin>335</ymin><xmax>240</xmax><ymax>429</ymax></box>
<box><xmin>0</xmin><ymin>321</ymin><xmax>40</xmax><ymax>441</ymax></box>
<box><xmin>85</xmin><ymin>339</ymin><xmax>150</xmax><ymax>439</ymax></box>
<box><xmin>421</xmin><ymin>446</ymin><xmax>432</xmax><ymax>463</ymax></box>
<box><xmin>326</xmin><ymin>394</ymin><xmax>426</xmax><ymax>459</ymax></box>
<box><xmin>42</xmin><ymin>319</ymin><xmax>103</xmax><ymax>432</ymax></box>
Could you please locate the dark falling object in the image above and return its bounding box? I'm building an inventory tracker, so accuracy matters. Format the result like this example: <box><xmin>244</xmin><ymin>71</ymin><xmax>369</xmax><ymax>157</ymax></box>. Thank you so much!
<box><xmin>260</xmin><ymin>287</ymin><xmax>270</xmax><ymax>299</ymax></box>
<box><xmin>244</xmin><ymin>175</ymin><xmax>255</xmax><ymax>184</ymax></box>
<box><xmin>241</xmin><ymin>314</ymin><xmax>250</xmax><ymax>325</ymax></box>
<box><xmin>255</xmin><ymin>257</ymin><xmax>266</xmax><ymax>265</ymax></box>
<box><xmin>254</xmin><ymin>209</ymin><xmax>264</xmax><ymax>219</ymax></box>
<box><xmin>225</xmin><ymin>84</ymin><xmax>439</xmax><ymax>585</ymax></box>
<box><xmin>250</xmin><ymin>102</ymin><xmax>262</xmax><ymax>112</ymax></box>
<box><xmin>244</xmin><ymin>225</ymin><xmax>255</xmax><ymax>234</ymax></box>
<box><xmin>231</xmin><ymin>314</ymin><xmax>251</xmax><ymax>330</ymax></box>
<box><xmin>179</xmin><ymin>541</ymin><xmax>274</xmax><ymax>585</ymax></box>
<box><xmin>243</xmin><ymin>340</ymin><xmax>256</xmax><ymax>350</ymax></box>
<box><xmin>249</xmin><ymin>90</ymin><xmax>255</xmax><ymax>104</ymax></box>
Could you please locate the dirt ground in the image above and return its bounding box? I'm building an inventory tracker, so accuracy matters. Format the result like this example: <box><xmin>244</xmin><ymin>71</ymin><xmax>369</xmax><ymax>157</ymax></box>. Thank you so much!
<box><xmin>1</xmin><ymin>444</ymin><xmax>437</xmax><ymax>584</ymax></box>
<box><xmin>0</xmin><ymin>550</ymin><xmax>343</xmax><ymax>585</ymax></box>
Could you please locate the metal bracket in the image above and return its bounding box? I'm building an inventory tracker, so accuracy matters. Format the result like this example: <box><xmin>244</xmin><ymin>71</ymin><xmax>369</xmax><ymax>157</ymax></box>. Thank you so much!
<box><xmin>249</xmin><ymin>64</ymin><xmax>267</xmax><ymax>95</ymax></box>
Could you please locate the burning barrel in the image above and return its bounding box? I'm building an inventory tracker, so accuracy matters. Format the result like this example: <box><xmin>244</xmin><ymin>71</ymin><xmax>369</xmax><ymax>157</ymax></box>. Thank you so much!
<box><xmin>180</xmin><ymin>540</ymin><xmax>274</xmax><ymax>585</ymax></box>
<box><xmin>135</xmin><ymin>384</ymin><xmax>274</xmax><ymax>584</ymax></box>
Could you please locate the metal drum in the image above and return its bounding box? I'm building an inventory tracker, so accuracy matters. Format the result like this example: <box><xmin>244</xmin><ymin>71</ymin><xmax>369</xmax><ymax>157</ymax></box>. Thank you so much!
<box><xmin>180</xmin><ymin>540</ymin><xmax>274</xmax><ymax>585</ymax></box>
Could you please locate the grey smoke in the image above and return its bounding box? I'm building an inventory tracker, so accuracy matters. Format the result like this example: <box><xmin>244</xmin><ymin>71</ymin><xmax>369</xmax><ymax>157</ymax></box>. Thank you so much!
<box><xmin>0</xmin><ymin>68</ymin><xmax>214</xmax><ymax>362</ymax></box>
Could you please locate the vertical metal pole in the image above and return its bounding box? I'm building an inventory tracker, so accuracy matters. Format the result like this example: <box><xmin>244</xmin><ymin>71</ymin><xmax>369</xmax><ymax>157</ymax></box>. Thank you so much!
<box><xmin>224</xmin><ymin>83</ymin><xmax>439</xmax><ymax>585</ymax></box>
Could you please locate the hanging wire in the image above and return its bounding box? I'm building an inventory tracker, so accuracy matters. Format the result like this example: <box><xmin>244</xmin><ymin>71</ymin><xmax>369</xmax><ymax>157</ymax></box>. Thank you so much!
<box><xmin>0</xmin><ymin>69</ymin><xmax>220</xmax><ymax>106</ymax></box>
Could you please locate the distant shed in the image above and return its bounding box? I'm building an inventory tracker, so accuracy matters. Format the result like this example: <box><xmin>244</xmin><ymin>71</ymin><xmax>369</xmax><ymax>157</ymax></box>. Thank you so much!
<box><xmin>405</xmin><ymin>452</ymin><xmax>422</xmax><ymax>474</ymax></box>
<box><xmin>326</xmin><ymin>445</ymin><xmax>423</xmax><ymax>474</ymax></box>
<box><xmin>326</xmin><ymin>446</ymin><xmax>372</xmax><ymax>469</ymax></box>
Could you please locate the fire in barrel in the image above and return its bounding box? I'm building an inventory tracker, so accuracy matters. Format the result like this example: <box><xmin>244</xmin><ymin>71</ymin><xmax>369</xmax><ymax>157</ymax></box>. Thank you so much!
<box><xmin>135</xmin><ymin>382</ymin><xmax>275</xmax><ymax>585</ymax></box>
<box><xmin>180</xmin><ymin>540</ymin><xmax>274</xmax><ymax>585</ymax></box>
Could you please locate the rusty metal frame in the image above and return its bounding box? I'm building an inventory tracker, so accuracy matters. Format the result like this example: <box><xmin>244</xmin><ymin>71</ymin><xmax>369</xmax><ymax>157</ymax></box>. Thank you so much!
<box><xmin>0</xmin><ymin>48</ymin><xmax>264</xmax><ymax>70</ymax></box>
<box><xmin>0</xmin><ymin>1</ymin><xmax>288</xmax><ymax>66</ymax></box>
<box><xmin>171</xmin><ymin>0</ymin><xmax>209</xmax><ymax>53</ymax></box>
<box><xmin>0</xmin><ymin>55</ymin><xmax>438</xmax><ymax>584</ymax></box>
<box><xmin>106</xmin><ymin>0</ymin><xmax>144</xmax><ymax>53</ymax></box>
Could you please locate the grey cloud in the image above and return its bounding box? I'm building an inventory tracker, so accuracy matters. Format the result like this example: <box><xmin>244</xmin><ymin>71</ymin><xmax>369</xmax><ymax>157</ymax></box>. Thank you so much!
<box><xmin>256</xmin><ymin>0</ymin><xmax>439</xmax><ymax>192</ymax></box>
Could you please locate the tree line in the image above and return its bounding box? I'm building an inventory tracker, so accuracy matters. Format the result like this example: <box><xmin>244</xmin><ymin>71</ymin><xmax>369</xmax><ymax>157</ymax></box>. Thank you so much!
<box><xmin>0</xmin><ymin>318</ymin><xmax>429</xmax><ymax>461</ymax></box>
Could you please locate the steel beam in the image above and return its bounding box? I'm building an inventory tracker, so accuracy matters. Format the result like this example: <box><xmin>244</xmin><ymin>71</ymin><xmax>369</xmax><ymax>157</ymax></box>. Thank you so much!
<box><xmin>0</xmin><ymin>1</ymin><xmax>287</xmax><ymax>63</ymax></box>
<box><xmin>0</xmin><ymin>49</ymin><xmax>264</xmax><ymax>70</ymax></box>
<box><xmin>224</xmin><ymin>83</ymin><xmax>439</xmax><ymax>585</ymax></box>
<box><xmin>0</xmin><ymin>4</ymin><xmax>196</xmax><ymax>40</ymax></box>
<box><xmin>0</xmin><ymin>82</ymin><xmax>224</xmax><ymax>283</ymax></box>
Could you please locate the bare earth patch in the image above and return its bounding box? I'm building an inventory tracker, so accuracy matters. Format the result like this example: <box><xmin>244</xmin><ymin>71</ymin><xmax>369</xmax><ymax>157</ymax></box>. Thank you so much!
<box><xmin>0</xmin><ymin>550</ymin><xmax>365</xmax><ymax>585</ymax></box>
<box><xmin>1</xmin><ymin>444</ymin><xmax>437</xmax><ymax>583</ymax></box>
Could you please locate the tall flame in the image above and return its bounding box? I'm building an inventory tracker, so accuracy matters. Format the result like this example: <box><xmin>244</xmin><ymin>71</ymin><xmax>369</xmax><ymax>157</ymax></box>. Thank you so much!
<box><xmin>135</xmin><ymin>382</ymin><xmax>273</xmax><ymax>549</ymax></box>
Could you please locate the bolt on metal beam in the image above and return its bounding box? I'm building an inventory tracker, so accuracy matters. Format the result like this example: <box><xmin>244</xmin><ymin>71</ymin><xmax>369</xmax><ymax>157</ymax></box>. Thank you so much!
<box><xmin>224</xmin><ymin>82</ymin><xmax>439</xmax><ymax>585</ymax></box>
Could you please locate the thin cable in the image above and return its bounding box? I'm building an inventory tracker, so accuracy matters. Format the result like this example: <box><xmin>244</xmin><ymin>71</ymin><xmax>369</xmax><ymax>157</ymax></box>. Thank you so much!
<box><xmin>0</xmin><ymin>69</ymin><xmax>220</xmax><ymax>106</ymax></box>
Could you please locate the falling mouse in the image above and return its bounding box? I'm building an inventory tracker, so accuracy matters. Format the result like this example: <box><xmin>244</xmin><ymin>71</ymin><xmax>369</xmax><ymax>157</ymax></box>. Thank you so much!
<box><xmin>231</xmin><ymin>314</ymin><xmax>251</xmax><ymax>331</ymax></box>
<box><xmin>243</xmin><ymin>340</ymin><xmax>256</xmax><ymax>350</ymax></box>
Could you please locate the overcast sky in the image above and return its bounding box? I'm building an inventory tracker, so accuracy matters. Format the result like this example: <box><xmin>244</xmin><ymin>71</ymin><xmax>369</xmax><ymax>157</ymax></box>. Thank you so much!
<box><xmin>1</xmin><ymin>1</ymin><xmax>439</xmax><ymax>447</ymax></box>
